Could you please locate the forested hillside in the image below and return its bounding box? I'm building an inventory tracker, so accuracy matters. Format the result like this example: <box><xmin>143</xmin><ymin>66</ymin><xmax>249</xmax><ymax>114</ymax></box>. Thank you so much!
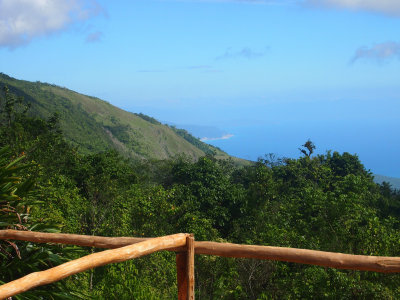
<box><xmin>374</xmin><ymin>174</ymin><xmax>400</xmax><ymax>190</ymax></box>
<box><xmin>0</xmin><ymin>73</ymin><xmax>243</xmax><ymax>163</ymax></box>
<box><xmin>1</xmin><ymin>86</ymin><xmax>400</xmax><ymax>299</ymax></box>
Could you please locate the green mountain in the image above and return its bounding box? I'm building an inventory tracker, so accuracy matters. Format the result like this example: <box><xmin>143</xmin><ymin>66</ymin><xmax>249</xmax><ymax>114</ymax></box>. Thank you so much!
<box><xmin>0</xmin><ymin>73</ymin><xmax>246</xmax><ymax>163</ymax></box>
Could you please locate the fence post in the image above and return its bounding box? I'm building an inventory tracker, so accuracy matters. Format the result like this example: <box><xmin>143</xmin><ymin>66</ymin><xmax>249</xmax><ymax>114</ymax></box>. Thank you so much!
<box><xmin>187</xmin><ymin>234</ymin><xmax>195</xmax><ymax>299</ymax></box>
<box><xmin>176</xmin><ymin>234</ymin><xmax>195</xmax><ymax>300</ymax></box>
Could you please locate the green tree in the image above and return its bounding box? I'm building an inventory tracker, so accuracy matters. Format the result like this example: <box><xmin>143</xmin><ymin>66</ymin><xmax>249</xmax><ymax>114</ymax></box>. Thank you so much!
<box><xmin>299</xmin><ymin>139</ymin><xmax>316</xmax><ymax>157</ymax></box>
<box><xmin>0</xmin><ymin>146</ymin><xmax>86</xmax><ymax>299</ymax></box>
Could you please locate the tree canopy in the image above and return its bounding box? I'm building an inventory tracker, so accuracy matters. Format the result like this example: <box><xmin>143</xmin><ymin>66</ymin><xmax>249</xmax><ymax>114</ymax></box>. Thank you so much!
<box><xmin>1</xmin><ymin>88</ymin><xmax>400</xmax><ymax>299</ymax></box>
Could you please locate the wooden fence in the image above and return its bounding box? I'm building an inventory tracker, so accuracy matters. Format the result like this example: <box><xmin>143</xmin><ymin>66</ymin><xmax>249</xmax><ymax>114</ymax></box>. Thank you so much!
<box><xmin>1</xmin><ymin>229</ymin><xmax>400</xmax><ymax>299</ymax></box>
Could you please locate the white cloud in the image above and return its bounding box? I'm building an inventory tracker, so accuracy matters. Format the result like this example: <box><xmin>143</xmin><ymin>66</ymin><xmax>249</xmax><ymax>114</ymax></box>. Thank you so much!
<box><xmin>0</xmin><ymin>0</ymin><xmax>104</xmax><ymax>49</ymax></box>
<box><xmin>350</xmin><ymin>41</ymin><xmax>400</xmax><ymax>63</ymax></box>
<box><xmin>201</xmin><ymin>134</ymin><xmax>234</xmax><ymax>141</ymax></box>
<box><xmin>305</xmin><ymin>0</ymin><xmax>400</xmax><ymax>17</ymax></box>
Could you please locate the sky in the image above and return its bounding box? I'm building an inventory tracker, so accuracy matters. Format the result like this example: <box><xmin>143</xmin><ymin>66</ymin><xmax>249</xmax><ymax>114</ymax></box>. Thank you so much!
<box><xmin>0</xmin><ymin>0</ymin><xmax>400</xmax><ymax>176</ymax></box>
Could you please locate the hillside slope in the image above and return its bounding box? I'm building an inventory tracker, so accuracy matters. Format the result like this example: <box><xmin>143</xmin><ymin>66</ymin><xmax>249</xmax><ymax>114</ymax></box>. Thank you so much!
<box><xmin>374</xmin><ymin>174</ymin><xmax>400</xmax><ymax>190</ymax></box>
<box><xmin>0</xmin><ymin>73</ymin><xmax>245</xmax><ymax>162</ymax></box>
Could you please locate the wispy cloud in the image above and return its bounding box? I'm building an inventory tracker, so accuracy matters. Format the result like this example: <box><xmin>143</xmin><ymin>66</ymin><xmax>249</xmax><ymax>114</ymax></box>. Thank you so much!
<box><xmin>201</xmin><ymin>134</ymin><xmax>234</xmax><ymax>141</ymax></box>
<box><xmin>0</xmin><ymin>0</ymin><xmax>105</xmax><ymax>49</ymax></box>
<box><xmin>86</xmin><ymin>31</ymin><xmax>103</xmax><ymax>43</ymax></box>
<box><xmin>350</xmin><ymin>41</ymin><xmax>400</xmax><ymax>64</ymax></box>
<box><xmin>304</xmin><ymin>0</ymin><xmax>400</xmax><ymax>17</ymax></box>
<box><xmin>216</xmin><ymin>47</ymin><xmax>269</xmax><ymax>60</ymax></box>
<box><xmin>170</xmin><ymin>0</ymin><xmax>400</xmax><ymax>16</ymax></box>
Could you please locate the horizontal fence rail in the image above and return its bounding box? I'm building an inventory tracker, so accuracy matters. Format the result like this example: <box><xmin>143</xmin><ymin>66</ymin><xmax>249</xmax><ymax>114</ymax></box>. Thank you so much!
<box><xmin>1</xmin><ymin>229</ymin><xmax>400</xmax><ymax>299</ymax></box>
<box><xmin>0</xmin><ymin>233</ymin><xmax>189</xmax><ymax>299</ymax></box>
<box><xmin>194</xmin><ymin>241</ymin><xmax>400</xmax><ymax>273</ymax></box>
<box><xmin>0</xmin><ymin>229</ymin><xmax>151</xmax><ymax>249</ymax></box>
<box><xmin>1</xmin><ymin>229</ymin><xmax>400</xmax><ymax>273</ymax></box>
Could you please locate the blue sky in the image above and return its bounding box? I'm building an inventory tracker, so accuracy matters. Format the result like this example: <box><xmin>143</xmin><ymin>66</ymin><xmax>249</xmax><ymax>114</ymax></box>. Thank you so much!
<box><xmin>1</xmin><ymin>0</ymin><xmax>400</xmax><ymax>175</ymax></box>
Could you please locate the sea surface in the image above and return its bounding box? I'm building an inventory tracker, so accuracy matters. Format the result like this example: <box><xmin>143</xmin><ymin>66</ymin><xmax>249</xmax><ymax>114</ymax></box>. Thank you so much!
<box><xmin>136</xmin><ymin>97</ymin><xmax>400</xmax><ymax>178</ymax></box>
<box><xmin>205</xmin><ymin>120</ymin><xmax>400</xmax><ymax>178</ymax></box>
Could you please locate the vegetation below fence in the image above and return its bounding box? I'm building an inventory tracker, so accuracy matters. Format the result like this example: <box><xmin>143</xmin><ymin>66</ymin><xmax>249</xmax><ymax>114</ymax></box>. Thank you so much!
<box><xmin>1</xmin><ymin>87</ymin><xmax>400</xmax><ymax>299</ymax></box>
<box><xmin>1</xmin><ymin>231</ymin><xmax>399</xmax><ymax>300</ymax></box>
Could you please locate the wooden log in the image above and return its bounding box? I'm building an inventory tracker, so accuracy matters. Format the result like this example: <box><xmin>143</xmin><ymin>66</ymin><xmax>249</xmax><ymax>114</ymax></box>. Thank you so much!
<box><xmin>176</xmin><ymin>252</ymin><xmax>188</xmax><ymax>300</ymax></box>
<box><xmin>187</xmin><ymin>235</ymin><xmax>195</xmax><ymax>300</ymax></box>
<box><xmin>176</xmin><ymin>234</ymin><xmax>195</xmax><ymax>300</ymax></box>
<box><xmin>194</xmin><ymin>241</ymin><xmax>400</xmax><ymax>273</ymax></box>
<box><xmin>2</xmin><ymin>230</ymin><xmax>400</xmax><ymax>273</ymax></box>
<box><xmin>0</xmin><ymin>233</ymin><xmax>188</xmax><ymax>299</ymax></box>
<box><xmin>0</xmin><ymin>229</ymin><xmax>187</xmax><ymax>252</ymax></box>
<box><xmin>0</xmin><ymin>229</ymin><xmax>148</xmax><ymax>248</ymax></box>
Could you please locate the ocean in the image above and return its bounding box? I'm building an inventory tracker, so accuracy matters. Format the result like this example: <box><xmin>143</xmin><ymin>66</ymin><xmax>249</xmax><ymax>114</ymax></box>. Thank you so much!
<box><xmin>205</xmin><ymin>120</ymin><xmax>400</xmax><ymax>178</ymax></box>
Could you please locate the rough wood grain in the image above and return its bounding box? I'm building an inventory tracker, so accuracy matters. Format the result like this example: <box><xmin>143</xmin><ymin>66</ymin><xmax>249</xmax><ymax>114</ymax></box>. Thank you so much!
<box><xmin>1</xmin><ymin>230</ymin><xmax>400</xmax><ymax>273</ymax></box>
<box><xmin>194</xmin><ymin>241</ymin><xmax>400</xmax><ymax>273</ymax></box>
<box><xmin>176</xmin><ymin>234</ymin><xmax>195</xmax><ymax>300</ymax></box>
<box><xmin>0</xmin><ymin>229</ymin><xmax>148</xmax><ymax>248</ymax></box>
<box><xmin>187</xmin><ymin>235</ymin><xmax>195</xmax><ymax>300</ymax></box>
<box><xmin>0</xmin><ymin>233</ymin><xmax>188</xmax><ymax>299</ymax></box>
<box><xmin>0</xmin><ymin>229</ymin><xmax>186</xmax><ymax>252</ymax></box>
<box><xmin>176</xmin><ymin>252</ymin><xmax>187</xmax><ymax>300</ymax></box>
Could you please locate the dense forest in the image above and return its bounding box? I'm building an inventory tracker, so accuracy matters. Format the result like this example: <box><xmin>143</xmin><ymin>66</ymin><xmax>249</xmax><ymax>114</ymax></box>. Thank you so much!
<box><xmin>1</xmin><ymin>86</ymin><xmax>400</xmax><ymax>299</ymax></box>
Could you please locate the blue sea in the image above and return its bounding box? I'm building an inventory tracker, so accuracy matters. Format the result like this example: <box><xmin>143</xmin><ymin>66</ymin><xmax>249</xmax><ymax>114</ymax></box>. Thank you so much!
<box><xmin>205</xmin><ymin>120</ymin><xmax>400</xmax><ymax>178</ymax></box>
<box><xmin>133</xmin><ymin>97</ymin><xmax>400</xmax><ymax>178</ymax></box>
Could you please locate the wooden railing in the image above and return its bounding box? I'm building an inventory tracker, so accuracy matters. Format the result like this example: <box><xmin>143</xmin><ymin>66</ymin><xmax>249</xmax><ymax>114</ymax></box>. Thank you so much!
<box><xmin>1</xmin><ymin>229</ymin><xmax>400</xmax><ymax>299</ymax></box>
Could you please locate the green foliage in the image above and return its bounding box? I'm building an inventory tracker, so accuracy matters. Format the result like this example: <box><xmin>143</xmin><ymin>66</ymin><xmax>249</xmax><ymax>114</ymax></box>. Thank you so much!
<box><xmin>228</xmin><ymin>151</ymin><xmax>400</xmax><ymax>299</ymax></box>
<box><xmin>0</xmin><ymin>73</ymin><xmax>242</xmax><ymax>161</ymax></box>
<box><xmin>0</xmin><ymin>147</ymin><xmax>35</xmax><ymax>230</ymax></box>
<box><xmin>134</xmin><ymin>112</ymin><xmax>161</xmax><ymax>125</ymax></box>
<box><xmin>169</xmin><ymin>125</ymin><xmax>218</xmax><ymax>155</ymax></box>
<box><xmin>299</xmin><ymin>139</ymin><xmax>316</xmax><ymax>157</ymax></box>
<box><xmin>0</xmin><ymin>146</ymin><xmax>86</xmax><ymax>299</ymax></box>
<box><xmin>169</xmin><ymin>155</ymin><xmax>246</xmax><ymax>237</ymax></box>
<box><xmin>1</xmin><ymin>86</ymin><xmax>400</xmax><ymax>298</ymax></box>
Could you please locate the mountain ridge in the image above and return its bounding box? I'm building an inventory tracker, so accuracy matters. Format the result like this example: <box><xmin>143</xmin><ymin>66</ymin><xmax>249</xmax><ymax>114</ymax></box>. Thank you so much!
<box><xmin>373</xmin><ymin>174</ymin><xmax>400</xmax><ymax>190</ymax></box>
<box><xmin>0</xmin><ymin>73</ymin><xmax>247</xmax><ymax>164</ymax></box>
